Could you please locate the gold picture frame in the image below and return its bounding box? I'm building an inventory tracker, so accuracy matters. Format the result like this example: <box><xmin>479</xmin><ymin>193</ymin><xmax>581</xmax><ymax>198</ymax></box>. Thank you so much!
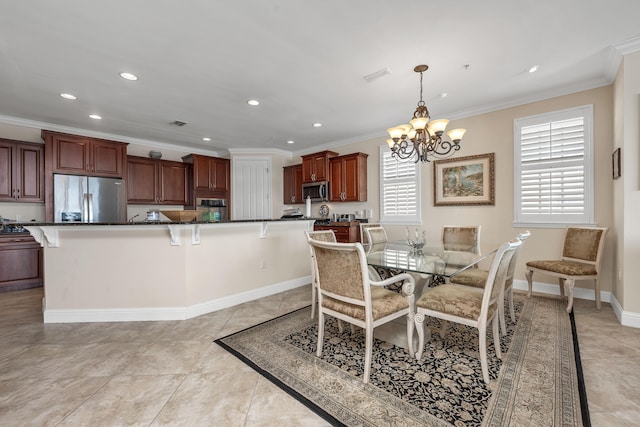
<box><xmin>433</xmin><ymin>153</ymin><xmax>495</xmax><ymax>206</ymax></box>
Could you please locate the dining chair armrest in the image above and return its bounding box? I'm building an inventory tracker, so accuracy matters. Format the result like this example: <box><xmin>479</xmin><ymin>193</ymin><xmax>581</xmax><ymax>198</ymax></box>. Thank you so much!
<box><xmin>371</xmin><ymin>273</ymin><xmax>415</xmax><ymax>297</ymax></box>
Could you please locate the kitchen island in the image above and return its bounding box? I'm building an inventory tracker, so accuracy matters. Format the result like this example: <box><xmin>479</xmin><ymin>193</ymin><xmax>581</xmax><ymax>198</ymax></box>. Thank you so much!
<box><xmin>23</xmin><ymin>219</ymin><xmax>315</xmax><ymax>323</ymax></box>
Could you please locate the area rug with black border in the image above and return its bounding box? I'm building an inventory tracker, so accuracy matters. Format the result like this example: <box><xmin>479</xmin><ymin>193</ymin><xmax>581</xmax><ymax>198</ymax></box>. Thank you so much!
<box><xmin>215</xmin><ymin>295</ymin><xmax>583</xmax><ymax>426</ymax></box>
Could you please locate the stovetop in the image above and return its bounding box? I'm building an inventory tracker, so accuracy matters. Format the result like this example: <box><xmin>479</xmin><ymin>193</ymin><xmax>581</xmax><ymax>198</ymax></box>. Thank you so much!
<box><xmin>0</xmin><ymin>224</ymin><xmax>27</xmax><ymax>234</ymax></box>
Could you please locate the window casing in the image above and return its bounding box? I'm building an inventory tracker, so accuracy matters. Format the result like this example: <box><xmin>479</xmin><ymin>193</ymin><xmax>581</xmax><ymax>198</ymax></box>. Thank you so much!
<box><xmin>513</xmin><ymin>105</ymin><xmax>594</xmax><ymax>228</ymax></box>
<box><xmin>380</xmin><ymin>145</ymin><xmax>421</xmax><ymax>225</ymax></box>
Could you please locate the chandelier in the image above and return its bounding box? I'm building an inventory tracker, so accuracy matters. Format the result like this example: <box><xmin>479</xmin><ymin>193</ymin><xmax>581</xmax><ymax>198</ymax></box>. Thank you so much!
<box><xmin>386</xmin><ymin>65</ymin><xmax>466</xmax><ymax>163</ymax></box>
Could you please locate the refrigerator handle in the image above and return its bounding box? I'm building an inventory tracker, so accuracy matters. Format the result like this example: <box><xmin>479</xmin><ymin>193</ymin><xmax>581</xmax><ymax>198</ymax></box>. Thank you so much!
<box><xmin>83</xmin><ymin>193</ymin><xmax>94</xmax><ymax>223</ymax></box>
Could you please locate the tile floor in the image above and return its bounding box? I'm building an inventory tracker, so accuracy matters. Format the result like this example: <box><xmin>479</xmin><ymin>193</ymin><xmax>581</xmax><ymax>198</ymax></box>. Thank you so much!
<box><xmin>0</xmin><ymin>287</ymin><xmax>638</xmax><ymax>426</ymax></box>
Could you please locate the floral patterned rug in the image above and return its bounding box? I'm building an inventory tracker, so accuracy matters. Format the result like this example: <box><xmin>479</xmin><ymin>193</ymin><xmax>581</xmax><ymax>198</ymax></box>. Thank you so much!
<box><xmin>215</xmin><ymin>295</ymin><xmax>582</xmax><ymax>426</ymax></box>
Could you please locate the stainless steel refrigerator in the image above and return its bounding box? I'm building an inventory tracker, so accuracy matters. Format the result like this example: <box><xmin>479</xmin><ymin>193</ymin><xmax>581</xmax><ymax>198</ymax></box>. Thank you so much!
<box><xmin>53</xmin><ymin>174</ymin><xmax>127</xmax><ymax>223</ymax></box>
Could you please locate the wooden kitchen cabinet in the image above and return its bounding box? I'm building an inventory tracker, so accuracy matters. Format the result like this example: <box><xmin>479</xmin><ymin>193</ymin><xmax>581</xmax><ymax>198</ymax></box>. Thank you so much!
<box><xmin>329</xmin><ymin>152</ymin><xmax>368</xmax><ymax>202</ymax></box>
<box><xmin>0</xmin><ymin>233</ymin><xmax>43</xmax><ymax>291</ymax></box>
<box><xmin>283</xmin><ymin>164</ymin><xmax>303</xmax><ymax>204</ymax></box>
<box><xmin>182</xmin><ymin>154</ymin><xmax>230</xmax><ymax>195</ymax></box>
<box><xmin>0</xmin><ymin>139</ymin><xmax>44</xmax><ymax>202</ymax></box>
<box><xmin>313</xmin><ymin>222</ymin><xmax>360</xmax><ymax>243</ymax></box>
<box><xmin>127</xmin><ymin>156</ymin><xmax>189</xmax><ymax>205</ymax></box>
<box><xmin>301</xmin><ymin>150</ymin><xmax>338</xmax><ymax>183</ymax></box>
<box><xmin>42</xmin><ymin>130</ymin><xmax>127</xmax><ymax>178</ymax></box>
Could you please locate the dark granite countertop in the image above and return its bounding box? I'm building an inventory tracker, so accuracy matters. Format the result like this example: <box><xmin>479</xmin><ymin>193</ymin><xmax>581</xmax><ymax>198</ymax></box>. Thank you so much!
<box><xmin>14</xmin><ymin>217</ymin><xmax>321</xmax><ymax>227</ymax></box>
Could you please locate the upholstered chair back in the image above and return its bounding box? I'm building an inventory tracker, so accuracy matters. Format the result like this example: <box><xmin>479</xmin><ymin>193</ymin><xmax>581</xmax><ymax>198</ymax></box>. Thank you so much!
<box><xmin>442</xmin><ymin>226</ymin><xmax>481</xmax><ymax>254</ymax></box>
<box><xmin>311</xmin><ymin>242</ymin><xmax>367</xmax><ymax>303</ymax></box>
<box><xmin>366</xmin><ymin>227</ymin><xmax>388</xmax><ymax>246</ymax></box>
<box><xmin>306</xmin><ymin>230</ymin><xmax>337</xmax><ymax>243</ymax></box>
<box><xmin>360</xmin><ymin>223</ymin><xmax>381</xmax><ymax>245</ymax></box>
<box><xmin>562</xmin><ymin>227</ymin><xmax>606</xmax><ymax>264</ymax></box>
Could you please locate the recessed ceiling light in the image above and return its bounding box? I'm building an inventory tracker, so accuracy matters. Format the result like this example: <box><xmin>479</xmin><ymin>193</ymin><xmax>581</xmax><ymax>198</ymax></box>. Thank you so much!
<box><xmin>528</xmin><ymin>65</ymin><xmax>540</xmax><ymax>73</ymax></box>
<box><xmin>202</xmin><ymin>137</ymin><xmax>211</xmax><ymax>141</ymax></box>
<box><xmin>60</xmin><ymin>93</ymin><xmax>77</xmax><ymax>100</ymax></box>
<box><xmin>89</xmin><ymin>114</ymin><xmax>102</xmax><ymax>120</ymax></box>
<box><xmin>439</xmin><ymin>93</ymin><xmax>448</xmax><ymax>98</ymax></box>
<box><xmin>312</xmin><ymin>123</ymin><xmax>322</xmax><ymax>128</ymax></box>
<box><xmin>120</xmin><ymin>72</ymin><xmax>138</xmax><ymax>81</ymax></box>
<box><xmin>286</xmin><ymin>140</ymin><xmax>295</xmax><ymax>144</ymax></box>
<box><xmin>247</xmin><ymin>99</ymin><xmax>260</xmax><ymax>106</ymax></box>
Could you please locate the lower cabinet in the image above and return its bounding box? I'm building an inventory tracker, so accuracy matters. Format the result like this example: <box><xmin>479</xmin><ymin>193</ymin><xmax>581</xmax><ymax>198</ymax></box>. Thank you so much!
<box><xmin>0</xmin><ymin>233</ymin><xmax>43</xmax><ymax>291</ymax></box>
<box><xmin>313</xmin><ymin>222</ymin><xmax>360</xmax><ymax>243</ymax></box>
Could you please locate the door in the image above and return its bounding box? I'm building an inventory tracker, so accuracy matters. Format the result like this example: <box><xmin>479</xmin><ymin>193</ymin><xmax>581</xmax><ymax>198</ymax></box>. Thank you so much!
<box><xmin>88</xmin><ymin>177</ymin><xmax>127</xmax><ymax>222</ymax></box>
<box><xmin>232</xmin><ymin>157</ymin><xmax>271</xmax><ymax>220</ymax></box>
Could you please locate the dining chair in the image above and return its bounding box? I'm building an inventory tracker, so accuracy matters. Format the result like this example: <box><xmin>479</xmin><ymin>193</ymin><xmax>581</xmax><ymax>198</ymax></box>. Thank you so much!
<box><xmin>449</xmin><ymin>231</ymin><xmax>531</xmax><ymax>335</ymax></box>
<box><xmin>525</xmin><ymin>226</ymin><xmax>608</xmax><ymax>313</ymax></box>
<box><xmin>414</xmin><ymin>239</ymin><xmax>521</xmax><ymax>384</ymax></box>
<box><xmin>305</xmin><ymin>230</ymin><xmax>337</xmax><ymax>319</ymax></box>
<box><xmin>359</xmin><ymin>222</ymin><xmax>381</xmax><ymax>246</ymax></box>
<box><xmin>308</xmin><ymin>238</ymin><xmax>416</xmax><ymax>383</ymax></box>
<box><xmin>442</xmin><ymin>225</ymin><xmax>481</xmax><ymax>255</ymax></box>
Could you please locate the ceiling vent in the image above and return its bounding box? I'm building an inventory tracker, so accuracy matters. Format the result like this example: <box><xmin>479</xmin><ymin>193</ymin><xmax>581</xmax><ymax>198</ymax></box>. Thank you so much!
<box><xmin>363</xmin><ymin>67</ymin><xmax>392</xmax><ymax>82</ymax></box>
<box><xmin>170</xmin><ymin>120</ymin><xmax>187</xmax><ymax>127</ymax></box>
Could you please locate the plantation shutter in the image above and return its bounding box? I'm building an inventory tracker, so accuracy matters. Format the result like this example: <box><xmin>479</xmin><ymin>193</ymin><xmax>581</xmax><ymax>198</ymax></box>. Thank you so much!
<box><xmin>380</xmin><ymin>146</ymin><xmax>421</xmax><ymax>224</ymax></box>
<box><xmin>514</xmin><ymin>105</ymin><xmax>594</xmax><ymax>227</ymax></box>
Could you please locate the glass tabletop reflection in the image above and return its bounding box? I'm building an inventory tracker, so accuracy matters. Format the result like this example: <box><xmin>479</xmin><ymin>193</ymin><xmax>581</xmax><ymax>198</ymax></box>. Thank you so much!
<box><xmin>366</xmin><ymin>241</ymin><xmax>494</xmax><ymax>278</ymax></box>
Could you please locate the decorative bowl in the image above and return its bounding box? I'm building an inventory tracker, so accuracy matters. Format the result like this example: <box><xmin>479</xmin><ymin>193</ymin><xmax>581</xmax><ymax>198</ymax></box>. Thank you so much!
<box><xmin>160</xmin><ymin>210</ymin><xmax>202</xmax><ymax>222</ymax></box>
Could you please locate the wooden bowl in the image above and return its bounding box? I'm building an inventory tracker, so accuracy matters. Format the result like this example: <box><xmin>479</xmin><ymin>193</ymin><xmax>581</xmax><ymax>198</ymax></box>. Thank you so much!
<box><xmin>160</xmin><ymin>210</ymin><xmax>202</xmax><ymax>222</ymax></box>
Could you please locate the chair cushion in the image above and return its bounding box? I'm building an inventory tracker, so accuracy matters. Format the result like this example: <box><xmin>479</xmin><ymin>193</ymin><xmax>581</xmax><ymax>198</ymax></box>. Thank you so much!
<box><xmin>526</xmin><ymin>260</ymin><xmax>597</xmax><ymax>276</ymax></box>
<box><xmin>450</xmin><ymin>269</ymin><xmax>489</xmax><ymax>288</ymax></box>
<box><xmin>416</xmin><ymin>284</ymin><xmax>494</xmax><ymax>321</ymax></box>
<box><xmin>322</xmin><ymin>286</ymin><xmax>409</xmax><ymax>321</ymax></box>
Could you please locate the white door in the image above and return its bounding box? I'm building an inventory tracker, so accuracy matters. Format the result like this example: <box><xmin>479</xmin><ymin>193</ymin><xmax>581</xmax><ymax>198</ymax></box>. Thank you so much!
<box><xmin>232</xmin><ymin>157</ymin><xmax>272</xmax><ymax>220</ymax></box>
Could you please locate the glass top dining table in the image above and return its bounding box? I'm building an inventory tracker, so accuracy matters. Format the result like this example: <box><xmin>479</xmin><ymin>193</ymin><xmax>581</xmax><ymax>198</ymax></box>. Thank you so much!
<box><xmin>366</xmin><ymin>241</ymin><xmax>495</xmax><ymax>279</ymax></box>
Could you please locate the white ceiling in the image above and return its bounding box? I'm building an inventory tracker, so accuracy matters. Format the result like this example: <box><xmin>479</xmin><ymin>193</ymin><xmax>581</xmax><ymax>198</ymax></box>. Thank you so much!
<box><xmin>1</xmin><ymin>1</ymin><xmax>639</xmax><ymax>156</ymax></box>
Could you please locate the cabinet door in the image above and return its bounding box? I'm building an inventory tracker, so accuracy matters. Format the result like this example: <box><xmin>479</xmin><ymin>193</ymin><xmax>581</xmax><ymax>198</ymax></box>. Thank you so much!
<box><xmin>159</xmin><ymin>161</ymin><xmax>189</xmax><ymax>205</ymax></box>
<box><xmin>0</xmin><ymin>236</ymin><xmax>43</xmax><ymax>290</ymax></box>
<box><xmin>0</xmin><ymin>141</ymin><xmax>13</xmax><ymax>200</ymax></box>
<box><xmin>53</xmin><ymin>135</ymin><xmax>89</xmax><ymax>174</ymax></box>
<box><xmin>283</xmin><ymin>164</ymin><xmax>303</xmax><ymax>204</ymax></box>
<box><xmin>212</xmin><ymin>158</ymin><xmax>229</xmax><ymax>191</ymax></box>
<box><xmin>91</xmin><ymin>140</ymin><xmax>125</xmax><ymax>177</ymax></box>
<box><xmin>328</xmin><ymin>157</ymin><xmax>344</xmax><ymax>202</ymax></box>
<box><xmin>127</xmin><ymin>157</ymin><xmax>158</xmax><ymax>204</ymax></box>
<box><xmin>301</xmin><ymin>156</ymin><xmax>314</xmax><ymax>183</ymax></box>
<box><xmin>312</xmin><ymin>153</ymin><xmax>330</xmax><ymax>181</ymax></box>
<box><xmin>15</xmin><ymin>143</ymin><xmax>44</xmax><ymax>202</ymax></box>
<box><xmin>341</xmin><ymin>155</ymin><xmax>363</xmax><ymax>202</ymax></box>
<box><xmin>193</xmin><ymin>155</ymin><xmax>213</xmax><ymax>192</ymax></box>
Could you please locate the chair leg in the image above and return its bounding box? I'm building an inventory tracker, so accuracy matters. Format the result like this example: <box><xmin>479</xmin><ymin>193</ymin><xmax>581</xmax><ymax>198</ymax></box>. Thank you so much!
<box><xmin>350</xmin><ymin>323</ymin><xmax>356</xmax><ymax>334</ymax></box>
<box><xmin>498</xmin><ymin>298</ymin><xmax>507</xmax><ymax>337</ymax></box>
<box><xmin>311</xmin><ymin>284</ymin><xmax>316</xmax><ymax>319</ymax></box>
<box><xmin>565</xmin><ymin>278</ymin><xmax>575</xmax><ymax>313</ymax></box>
<box><xmin>414</xmin><ymin>313</ymin><xmax>426</xmax><ymax>360</ymax></box>
<box><xmin>492</xmin><ymin>315</ymin><xmax>502</xmax><ymax>360</ymax></box>
<box><xmin>508</xmin><ymin>286</ymin><xmax>516</xmax><ymax>324</ymax></box>
<box><xmin>478</xmin><ymin>323</ymin><xmax>490</xmax><ymax>384</ymax></box>
<box><xmin>316</xmin><ymin>312</ymin><xmax>325</xmax><ymax>357</ymax></box>
<box><xmin>406</xmin><ymin>312</ymin><xmax>415</xmax><ymax>357</ymax></box>
<box><xmin>440</xmin><ymin>320</ymin><xmax>448</xmax><ymax>339</ymax></box>
<box><xmin>595</xmin><ymin>278</ymin><xmax>601</xmax><ymax>310</ymax></box>
<box><xmin>337</xmin><ymin>319</ymin><xmax>344</xmax><ymax>333</ymax></box>
<box><xmin>525</xmin><ymin>268</ymin><xmax>533</xmax><ymax>297</ymax></box>
<box><xmin>558</xmin><ymin>278</ymin><xmax>566</xmax><ymax>297</ymax></box>
<box><xmin>363</xmin><ymin>327</ymin><xmax>373</xmax><ymax>383</ymax></box>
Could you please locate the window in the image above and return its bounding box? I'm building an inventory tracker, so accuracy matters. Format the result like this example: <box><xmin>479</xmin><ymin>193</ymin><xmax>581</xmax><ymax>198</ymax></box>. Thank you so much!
<box><xmin>514</xmin><ymin>105</ymin><xmax>594</xmax><ymax>228</ymax></box>
<box><xmin>380</xmin><ymin>145</ymin><xmax>421</xmax><ymax>225</ymax></box>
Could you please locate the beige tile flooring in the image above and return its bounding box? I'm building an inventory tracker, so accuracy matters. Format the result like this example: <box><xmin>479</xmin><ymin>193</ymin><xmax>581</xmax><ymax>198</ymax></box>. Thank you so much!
<box><xmin>1</xmin><ymin>287</ymin><xmax>638</xmax><ymax>426</ymax></box>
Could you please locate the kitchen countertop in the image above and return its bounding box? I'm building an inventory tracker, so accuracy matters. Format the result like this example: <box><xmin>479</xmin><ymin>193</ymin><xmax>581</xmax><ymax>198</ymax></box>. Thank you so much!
<box><xmin>12</xmin><ymin>217</ymin><xmax>321</xmax><ymax>227</ymax></box>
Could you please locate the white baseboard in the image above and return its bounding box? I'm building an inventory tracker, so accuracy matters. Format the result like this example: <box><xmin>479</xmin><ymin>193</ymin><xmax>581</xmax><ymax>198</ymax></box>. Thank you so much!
<box><xmin>43</xmin><ymin>275</ymin><xmax>312</xmax><ymax>324</ymax></box>
<box><xmin>513</xmin><ymin>279</ymin><xmax>640</xmax><ymax>328</ymax></box>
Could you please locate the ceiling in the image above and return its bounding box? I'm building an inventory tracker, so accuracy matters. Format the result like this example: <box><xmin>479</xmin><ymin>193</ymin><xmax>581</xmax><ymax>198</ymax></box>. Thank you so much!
<box><xmin>1</xmin><ymin>1</ymin><xmax>639</xmax><ymax>156</ymax></box>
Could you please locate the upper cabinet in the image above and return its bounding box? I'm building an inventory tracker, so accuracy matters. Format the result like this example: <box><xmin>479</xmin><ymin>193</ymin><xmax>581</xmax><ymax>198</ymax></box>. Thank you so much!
<box><xmin>283</xmin><ymin>164</ymin><xmax>303</xmax><ymax>204</ymax></box>
<box><xmin>127</xmin><ymin>156</ymin><xmax>189</xmax><ymax>205</ymax></box>
<box><xmin>182</xmin><ymin>154</ymin><xmax>230</xmax><ymax>204</ymax></box>
<box><xmin>301</xmin><ymin>150</ymin><xmax>338</xmax><ymax>183</ymax></box>
<box><xmin>329</xmin><ymin>152</ymin><xmax>368</xmax><ymax>202</ymax></box>
<box><xmin>42</xmin><ymin>131</ymin><xmax>127</xmax><ymax>178</ymax></box>
<box><xmin>0</xmin><ymin>139</ymin><xmax>44</xmax><ymax>203</ymax></box>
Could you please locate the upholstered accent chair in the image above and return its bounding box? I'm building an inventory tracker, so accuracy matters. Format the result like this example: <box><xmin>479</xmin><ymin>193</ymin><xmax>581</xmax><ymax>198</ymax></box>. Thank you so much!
<box><xmin>305</xmin><ymin>230</ymin><xmax>337</xmax><ymax>319</ymax></box>
<box><xmin>359</xmin><ymin>222</ymin><xmax>381</xmax><ymax>247</ymax></box>
<box><xmin>442</xmin><ymin>225</ymin><xmax>481</xmax><ymax>254</ymax></box>
<box><xmin>525</xmin><ymin>226</ymin><xmax>608</xmax><ymax>313</ymax></box>
<box><xmin>449</xmin><ymin>231</ymin><xmax>531</xmax><ymax>335</ymax></box>
<box><xmin>414</xmin><ymin>239</ymin><xmax>521</xmax><ymax>384</ymax></box>
<box><xmin>308</xmin><ymin>238</ymin><xmax>416</xmax><ymax>383</ymax></box>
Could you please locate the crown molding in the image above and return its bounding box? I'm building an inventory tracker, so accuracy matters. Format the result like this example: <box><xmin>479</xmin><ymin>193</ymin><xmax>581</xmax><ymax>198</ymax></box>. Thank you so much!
<box><xmin>614</xmin><ymin>35</ymin><xmax>640</xmax><ymax>55</ymax></box>
<box><xmin>227</xmin><ymin>147</ymin><xmax>293</xmax><ymax>157</ymax></box>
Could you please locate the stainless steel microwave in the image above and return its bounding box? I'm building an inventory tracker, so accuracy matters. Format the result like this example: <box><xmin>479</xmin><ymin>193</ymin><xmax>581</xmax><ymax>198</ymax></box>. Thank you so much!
<box><xmin>302</xmin><ymin>181</ymin><xmax>329</xmax><ymax>202</ymax></box>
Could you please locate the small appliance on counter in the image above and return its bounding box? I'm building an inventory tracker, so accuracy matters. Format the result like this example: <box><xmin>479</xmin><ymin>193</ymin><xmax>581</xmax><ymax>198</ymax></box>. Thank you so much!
<box><xmin>197</xmin><ymin>198</ymin><xmax>227</xmax><ymax>221</ymax></box>
<box><xmin>281</xmin><ymin>208</ymin><xmax>303</xmax><ymax>219</ymax></box>
<box><xmin>146</xmin><ymin>209</ymin><xmax>160</xmax><ymax>221</ymax></box>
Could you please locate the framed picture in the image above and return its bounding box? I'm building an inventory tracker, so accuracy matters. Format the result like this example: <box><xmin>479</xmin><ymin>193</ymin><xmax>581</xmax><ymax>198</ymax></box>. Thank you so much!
<box><xmin>433</xmin><ymin>153</ymin><xmax>495</xmax><ymax>206</ymax></box>
<box><xmin>612</xmin><ymin>147</ymin><xmax>621</xmax><ymax>179</ymax></box>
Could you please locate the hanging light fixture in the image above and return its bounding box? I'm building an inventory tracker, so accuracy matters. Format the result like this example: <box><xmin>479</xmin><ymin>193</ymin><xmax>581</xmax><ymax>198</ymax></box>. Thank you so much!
<box><xmin>386</xmin><ymin>65</ymin><xmax>466</xmax><ymax>163</ymax></box>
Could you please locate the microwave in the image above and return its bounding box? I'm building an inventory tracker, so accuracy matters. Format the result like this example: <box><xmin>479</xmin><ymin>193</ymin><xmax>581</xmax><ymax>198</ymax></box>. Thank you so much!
<box><xmin>302</xmin><ymin>181</ymin><xmax>329</xmax><ymax>202</ymax></box>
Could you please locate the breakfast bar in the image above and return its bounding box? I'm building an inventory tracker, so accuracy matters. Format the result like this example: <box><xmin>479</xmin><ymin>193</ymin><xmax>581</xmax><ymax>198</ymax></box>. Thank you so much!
<box><xmin>24</xmin><ymin>219</ymin><xmax>315</xmax><ymax>323</ymax></box>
